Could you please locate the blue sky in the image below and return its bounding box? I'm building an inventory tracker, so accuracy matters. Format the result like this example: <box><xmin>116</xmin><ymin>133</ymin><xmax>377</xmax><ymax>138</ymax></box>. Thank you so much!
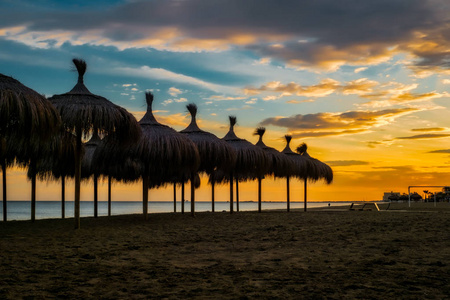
<box><xmin>1</xmin><ymin>0</ymin><xmax>450</xmax><ymax>202</ymax></box>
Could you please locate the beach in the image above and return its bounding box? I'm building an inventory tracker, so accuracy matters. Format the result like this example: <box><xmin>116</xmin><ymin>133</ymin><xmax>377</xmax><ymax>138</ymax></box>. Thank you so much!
<box><xmin>1</xmin><ymin>202</ymin><xmax>449</xmax><ymax>299</ymax></box>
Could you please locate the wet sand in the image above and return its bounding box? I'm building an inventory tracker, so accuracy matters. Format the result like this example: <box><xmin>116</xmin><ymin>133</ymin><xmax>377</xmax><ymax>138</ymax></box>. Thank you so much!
<box><xmin>1</xmin><ymin>202</ymin><xmax>449</xmax><ymax>299</ymax></box>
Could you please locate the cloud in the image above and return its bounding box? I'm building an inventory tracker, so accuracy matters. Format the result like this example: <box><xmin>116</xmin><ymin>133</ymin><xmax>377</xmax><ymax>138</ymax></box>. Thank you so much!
<box><xmin>207</xmin><ymin>95</ymin><xmax>248</xmax><ymax>101</ymax></box>
<box><xmin>168</xmin><ymin>87</ymin><xmax>182</xmax><ymax>97</ymax></box>
<box><xmin>286</xmin><ymin>99</ymin><xmax>315</xmax><ymax>104</ymax></box>
<box><xmin>396</xmin><ymin>133</ymin><xmax>450</xmax><ymax>140</ymax></box>
<box><xmin>411</xmin><ymin>127</ymin><xmax>446</xmax><ymax>132</ymax></box>
<box><xmin>326</xmin><ymin>160</ymin><xmax>370</xmax><ymax>167</ymax></box>
<box><xmin>114</xmin><ymin>65</ymin><xmax>230</xmax><ymax>93</ymax></box>
<box><xmin>246</xmin><ymin>78</ymin><xmax>447</xmax><ymax>107</ymax></box>
<box><xmin>1</xmin><ymin>0</ymin><xmax>448</xmax><ymax>74</ymax></box>
<box><xmin>260</xmin><ymin>108</ymin><xmax>418</xmax><ymax>137</ymax></box>
<box><xmin>428</xmin><ymin>149</ymin><xmax>450</xmax><ymax>154</ymax></box>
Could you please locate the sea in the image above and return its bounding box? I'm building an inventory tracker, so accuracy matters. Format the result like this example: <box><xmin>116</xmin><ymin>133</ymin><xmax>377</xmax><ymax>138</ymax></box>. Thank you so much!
<box><xmin>0</xmin><ymin>201</ymin><xmax>349</xmax><ymax>221</ymax></box>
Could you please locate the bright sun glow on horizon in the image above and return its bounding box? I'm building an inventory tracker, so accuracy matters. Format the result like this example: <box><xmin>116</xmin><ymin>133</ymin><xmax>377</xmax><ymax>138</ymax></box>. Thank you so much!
<box><xmin>1</xmin><ymin>0</ymin><xmax>450</xmax><ymax>205</ymax></box>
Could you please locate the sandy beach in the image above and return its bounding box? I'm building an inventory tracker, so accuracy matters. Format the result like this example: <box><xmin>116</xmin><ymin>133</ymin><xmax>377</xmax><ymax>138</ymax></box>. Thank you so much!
<box><xmin>1</xmin><ymin>202</ymin><xmax>449</xmax><ymax>299</ymax></box>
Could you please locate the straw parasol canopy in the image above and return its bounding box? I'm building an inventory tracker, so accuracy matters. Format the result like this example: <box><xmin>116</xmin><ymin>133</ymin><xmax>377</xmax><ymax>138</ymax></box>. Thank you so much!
<box><xmin>253</xmin><ymin>127</ymin><xmax>293</xmax><ymax>212</ymax></box>
<box><xmin>296</xmin><ymin>143</ymin><xmax>333</xmax><ymax>212</ymax></box>
<box><xmin>92</xmin><ymin>133</ymin><xmax>143</xmax><ymax>217</ymax></box>
<box><xmin>1</xmin><ymin>73</ymin><xmax>60</xmax><ymax>222</ymax></box>
<box><xmin>131</xmin><ymin>92</ymin><xmax>200</xmax><ymax>219</ymax></box>
<box><xmin>30</xmin><ymin>130</ymin><xmax>77</xmax><ymax>219</ymax></box>
<box><xmin>179</xmin><ymin>103</ymin><xmax>236</xmax><ymax>212</ymax></box>
<box><xmin>220</xmin><ymin>116</ymin><xmax>270</xmax><ymax>213</ymax></box>
<box><xmin>281</xmin><ymin>135</ymin><xmax>311</xmax><ymax>212</ymax></box>
<box><xmin>297</xmin><ymin>143</ymin><xmax>333</xmax><ymax>184</ymax></box>
<box><xmin>254</xmin><ymin>127</ymin><xmax>292</xmax><ymax>178</ymax></box>
<box><xmin>49</xmin><ymin>58</ymin><xmax>140</xmax><ymax>229</ymax></box>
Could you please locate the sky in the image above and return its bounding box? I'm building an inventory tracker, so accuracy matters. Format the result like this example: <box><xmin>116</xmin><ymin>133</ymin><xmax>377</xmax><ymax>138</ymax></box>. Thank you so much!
<box><xmin>1</xmin><ymin>0</ymin><xmax>450</xmax><ymax>203</ymax></box>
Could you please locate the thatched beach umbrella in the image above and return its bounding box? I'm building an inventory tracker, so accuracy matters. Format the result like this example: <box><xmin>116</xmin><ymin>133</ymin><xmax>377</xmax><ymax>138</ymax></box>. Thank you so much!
<box><xmin>254</xmin><ymin>127</ymin><xmax>292</xmax><ymax>212</ymax></box>
<box><xmin>179</xmin><ymin>104</ymin><xmax>236</xmax><ymax>212</ymax></box>
<box><xmin>221</xmin><ymin>116</ymin><xmax>269</xmax><ymax>213</ymax></box>
<box><xmin>92</xmin><ymin>133</ymin><xmax>142</xmax><ymax>216</ymax></box>
<box><xmin>28</xmin><ymin>130</ymin><xmax>78</xmax><ymax>219</ymax></box>
<box><xmin>131</xmin><ymin>92</ymin><xmax>199</xmax><ymax>219</ymax></box>
<box><xmin>297</xmin><ymin>143</ymin><xmax>333</xmax><ymax>211</ymax></box>
<box><xmin>0</xmin><ymin>73</ymin><xmax>60</xmax><ymax>221</ymax></box>
<box><xmin>49</xmin><ymin>59</ymin><xmax>140</xmax><ymax>229</ymax></box>
<box><xmin>281</xmin><ymin>135</ymin><xmax>310</xmax><ymax>212</ymax></box>
<box><xmin>81</xmin><ymin>131</ymin><xmax>101</xmax><ymax>217</ymax></box>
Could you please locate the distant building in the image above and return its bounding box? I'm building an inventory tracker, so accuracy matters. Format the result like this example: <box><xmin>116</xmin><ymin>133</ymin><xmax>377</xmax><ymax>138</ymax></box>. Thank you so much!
<box><xmin>383</xmin><ymin>192</ymin><xmax>400</xmax><ymax>202</ymax></box>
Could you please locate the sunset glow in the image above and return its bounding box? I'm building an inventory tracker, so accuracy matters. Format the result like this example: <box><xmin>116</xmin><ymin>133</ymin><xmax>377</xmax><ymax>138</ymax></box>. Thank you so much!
<box><xmin>1</xmin><ymin>0</ymin><xmax>450</xmax><ymax>202</ymax></box>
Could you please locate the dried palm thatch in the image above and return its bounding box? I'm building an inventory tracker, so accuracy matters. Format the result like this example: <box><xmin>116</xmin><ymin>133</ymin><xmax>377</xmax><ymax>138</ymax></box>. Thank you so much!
<box><xmin>180</xmin><ymin>103</ymin><xmax>236</xmax><ymax>212</ymax></box>
<box><xmin>281</xmin><ymin>135</ymin><xmax>311</xmax><ymax>212</ymax></box>
<box><xmin>219</xmin><ymin>116</ymin><xmax>269</xmax><ymax>213</ymax></box>
<box><xmin>180</xmin><ymin>103</ymin><xmax>236</xmax><ymax>173</ymax></box>
<box><xmin>297</xmin><ymin>143</ymin><xmax>333</xmax><ymax>184</ymax></box>
<box><xmin>1</xmin><ymin>73</ymin><xmax>60</xmax><ymax>222</ymax></box>
<box><xmin>91</xmin><ymin>134</ymin><xmax>143</xmax><ymax>217</ymax></box>
<box><xmin>48</xmin><ymin>58</ymin><xmax>141</xmax><ymax>229</ymax></box>
<box><xmin>253</xmin><ymin>127</ymin><xmax>293</xmax><ymax>212</ymax></box>
<box><xmin>26</xmin><ymin>130</ymin><xmax>78</xmax><ymax>219</ymax></box>
<box><xmin>223</xmin><ymin>116</ymin><xmax>270</xmax><ymax>180</ymax></box>
<box><xmin>254</xmin><ymin>127</ymin><xmax>292</xmax><ymax>178</ymax></box>
<box><xmin>296</xmin><ymin>143</ymin><xmax>333</xmax><ymax>212</ymax></box>
<box><xmin>130</xmin><ymin>92</ymin><xmax>200</xmax><ymax>218</ymax></box>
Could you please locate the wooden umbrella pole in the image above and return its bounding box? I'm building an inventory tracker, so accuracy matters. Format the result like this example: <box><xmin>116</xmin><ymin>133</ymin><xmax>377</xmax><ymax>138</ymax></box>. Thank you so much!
<box><xmin>236</xmin><ymin>179</ymin><xmax>240</xmax><ymax>212</ymax></box>
<box><xmin>173</xmin><ymin>183</ymin><xmax>176</xmax><ymax>213</ymax></box>
<box><xmin>229</xmin><ymin>172</ymin><xmax>233</xmax><ymax>214</ymax></box>
<box><xmin>258</xmin><ymin>177</ymin><xmax>262</xmax><ymax>213</ymax></box>
<box><xmin>181</xmin><ymin>182</ymin><xmax>185</xmax><ymax>214</ymax></box>
<box><xmin>211</xmin><ymin>179</ymin><xmax>215</xmax><ymax>213</ymax></box>
<box><xmin>31</xmin><ymin>172</ymin><xmax>36</xmax><ymax>222</ymax></box>
<box><xmin>2</xmin><ymin>162</ymin><xmax>6</xmax><ymax>222</ymax></box>
<box><xmin>94</xmin><ymin>174</ymin><xmax>98</xmax><ymax>218</ymax></box>
<box><xmin>190</xmin><ymin>173</ymin><xmax>195</xmax><ymax>217</ymax></box>
<box><xmin>61</xmin><ymin>176</ymin><xmax>65</xmax><ymax>219</ymax></box>
<box><xmin>286</xmin><ymin>176</ymin><xmax>290</xmax><ymax>212</ymax></box>
<box><xmin>304</xmin><ymin>178</ymin><xmax>307</xmax><ymax>212</ymax></box>
<box><xmin>108</xmin><ymin>175</ymin><xmax>112</xmax><ymax>217</ymax></box>
<box><xmin>74</xmin><ymin>131</ymin><xmax>82</xmax><ymax>229</ymax></box>
<box><xmin>142</xmin><ymin>175</ymin><xmax>149</xmax><ymax>220</ymax></box>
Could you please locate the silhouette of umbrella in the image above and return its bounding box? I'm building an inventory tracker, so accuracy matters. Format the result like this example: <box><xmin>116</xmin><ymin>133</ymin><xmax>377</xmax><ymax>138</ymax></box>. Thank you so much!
<box><xmin>130</xmin><ymin>92</ymin><xmax>199</xmax><ymax>219</ymax></box>
<box><xmin>28</xmin><ymin>130</ymin><xmax>78</xmax><ymax>219</ymax></box>
<box><xmin>49</xmin><ymin>59</ymin><xmax>140</xmax><ymax>229</ymax></box>
<box><xmin>296</xmin><ymin>143</ymin><xmax>333</xmax><ymax>211</ymax></box>
<box><xmin>1</xmin><ymin>73</ymin><xmax>60</xmax><ymax>222</ymax></box>
<box><xmin>281</xmin><ymin>135</ymin><xmax>310</xmax><ymax>212</ymax></box>
<box><xmin>254</xmin><ymin>127</ymin><xmax>292</xmax><ymax>212</ymax></box>
<box><xmin>92</xmin><ymin>133</ymin><xmax>142</xmax><ymax>216</ymax></box>
<box><xmin>179</xmin><ymin>103</ymin><xmax>236</xmax><ymax>212</ymax></box>
<box><xmin>221</xmin><ymin>116</ymin><xmax>269</xmax><ymax>213</ymax></box>
<box><xmin>81</xmin><ymin>130</ymin><xmax>102</xmax><ymax>217</ymax></box>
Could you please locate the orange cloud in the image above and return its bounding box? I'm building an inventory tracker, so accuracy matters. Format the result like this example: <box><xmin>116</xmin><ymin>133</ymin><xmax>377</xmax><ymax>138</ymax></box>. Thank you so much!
<box><xmin>260</xmin><ymin>108</ymin><xmax>418</xmax><ymax>138</ymax></box>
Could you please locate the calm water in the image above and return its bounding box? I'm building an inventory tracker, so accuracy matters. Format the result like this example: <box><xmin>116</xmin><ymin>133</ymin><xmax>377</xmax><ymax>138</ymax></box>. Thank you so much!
<box><xmin>0</xmin><ymin>201</ymin><xmax>346</xmax><ymax>221</ymax></box>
